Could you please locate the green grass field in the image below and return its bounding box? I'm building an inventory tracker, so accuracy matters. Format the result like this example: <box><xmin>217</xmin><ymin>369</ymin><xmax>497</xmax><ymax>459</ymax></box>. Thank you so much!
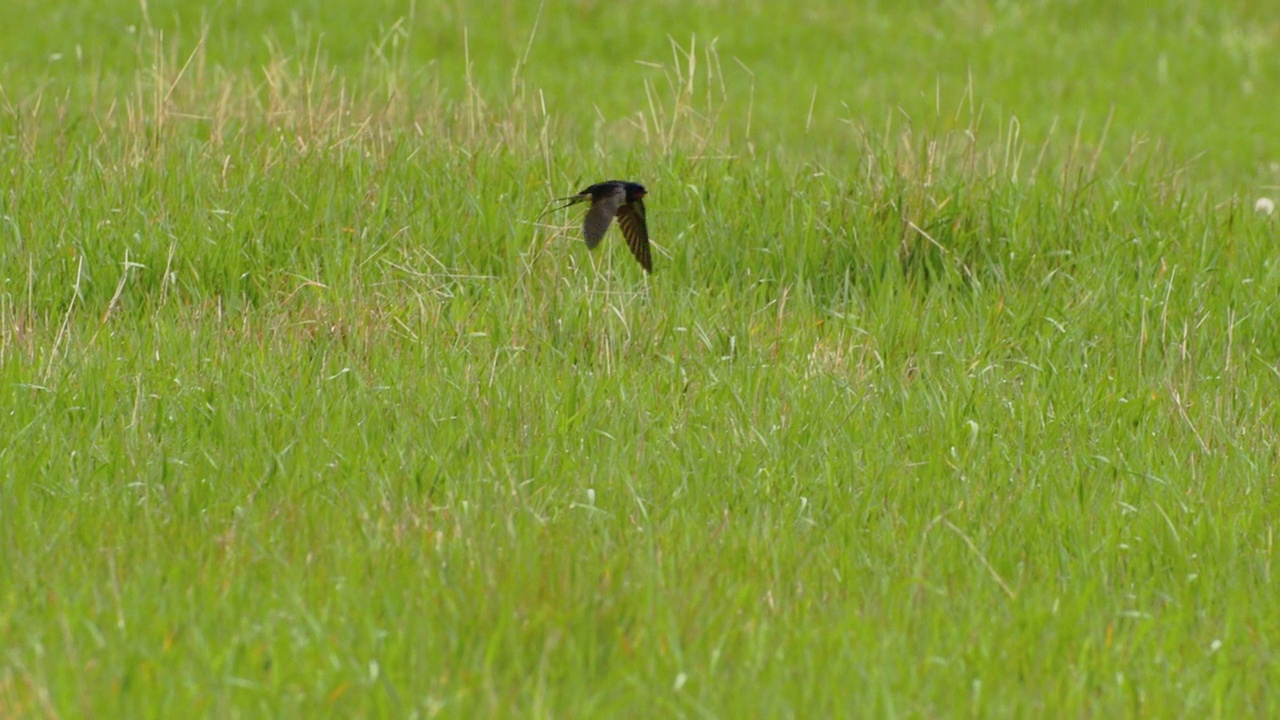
<box><xmin>3</xmin><ymin>0</ymin><xmax>1280</xmax><ymax>716</ymax></box>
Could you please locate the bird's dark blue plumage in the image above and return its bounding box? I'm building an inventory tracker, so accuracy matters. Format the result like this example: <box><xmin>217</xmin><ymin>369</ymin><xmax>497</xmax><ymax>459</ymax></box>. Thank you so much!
<box><xmin>553</xmin><ymin>180</ymin><xmax>651</xmax><ymax>273</ymax></box>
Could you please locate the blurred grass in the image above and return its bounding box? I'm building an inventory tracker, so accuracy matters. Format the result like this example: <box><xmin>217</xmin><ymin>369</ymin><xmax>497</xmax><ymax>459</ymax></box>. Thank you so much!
<box><xmin>3</xmin><ymin>0</ymin><xmax>1280</xmax><ymax>717</ymax></box>
<box><xmin>7</xmin><ymin>0</ymin><xmax>1278</xmax><ymax>176</ymax></box>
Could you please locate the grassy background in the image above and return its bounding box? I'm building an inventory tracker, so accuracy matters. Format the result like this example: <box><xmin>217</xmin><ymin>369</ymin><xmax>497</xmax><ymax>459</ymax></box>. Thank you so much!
<box><xmin>3</xmin><ymin>0</ymin><xmax>1280</xmax><ymax>716</ymax></box>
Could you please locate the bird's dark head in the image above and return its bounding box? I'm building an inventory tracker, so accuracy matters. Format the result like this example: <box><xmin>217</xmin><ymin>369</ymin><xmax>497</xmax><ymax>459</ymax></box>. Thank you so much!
<box><xmin>624</xmin><ymin>182</ymin><xmax>647</xmax><ymax>201</ymax></box>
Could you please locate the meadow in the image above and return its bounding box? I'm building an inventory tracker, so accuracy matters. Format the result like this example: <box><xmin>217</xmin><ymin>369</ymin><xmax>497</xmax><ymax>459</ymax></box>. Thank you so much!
<box><xmin>3</xmin><ymin>0</ymin><xmax>1280</xmax><ymax>716</ymax></box>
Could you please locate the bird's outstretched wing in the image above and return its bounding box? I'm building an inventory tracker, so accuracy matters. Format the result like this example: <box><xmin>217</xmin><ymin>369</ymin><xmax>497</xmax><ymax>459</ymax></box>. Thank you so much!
<box><xmin>616</xmin><ymin>200</ymin><xmax>651</xmax><ymax>273</ymax></box>
<box><xmin>582</xmin><ymin>185</ymin><xmax>627</xmax><ymax>249</ymax></box>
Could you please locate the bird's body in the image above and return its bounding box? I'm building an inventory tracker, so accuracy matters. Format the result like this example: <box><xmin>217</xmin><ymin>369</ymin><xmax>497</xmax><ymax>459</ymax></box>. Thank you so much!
<box><xmin>553</xmin><ymin>180</ymin><xmax>651</xmax><ymax>273</ymax></box>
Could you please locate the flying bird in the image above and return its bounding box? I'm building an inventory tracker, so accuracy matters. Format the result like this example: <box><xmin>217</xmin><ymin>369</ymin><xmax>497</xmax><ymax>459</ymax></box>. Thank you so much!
<box><xmin>551</xmin><ymin>180</ymin><xmax>651</xmax><ymax>273</ymax></box>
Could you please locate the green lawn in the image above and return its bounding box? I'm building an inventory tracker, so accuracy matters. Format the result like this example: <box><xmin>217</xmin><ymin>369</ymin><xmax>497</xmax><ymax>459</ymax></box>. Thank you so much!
<box><xmin>3</xmin><ymin>0</ymin><xmax>1279</xmax><ymax>716</ymax></box>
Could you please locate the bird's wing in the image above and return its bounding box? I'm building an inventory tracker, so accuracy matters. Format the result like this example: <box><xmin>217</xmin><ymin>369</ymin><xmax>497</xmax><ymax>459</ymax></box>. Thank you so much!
<box><xmin>616</xmin><ymin>199</ymin><xmax>651</xmax><ymax>273</ymax></box>
<box><xmin>582</xmin><ymin>185</ymin><xmax>626</xmax><ymax>249</ymax></box>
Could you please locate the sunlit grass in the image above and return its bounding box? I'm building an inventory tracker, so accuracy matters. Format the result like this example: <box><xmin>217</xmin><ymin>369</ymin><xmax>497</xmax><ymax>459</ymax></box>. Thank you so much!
<box><xmin>2</xmin><ymin>0</ymin><xmax>1280</xmax><ymax>716</ymax></box>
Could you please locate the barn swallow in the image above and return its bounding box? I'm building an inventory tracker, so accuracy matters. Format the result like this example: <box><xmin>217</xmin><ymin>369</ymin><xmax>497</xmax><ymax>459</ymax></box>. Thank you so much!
<box><xmin>551</xmin><ymin>180</ymin><xmax>651</xmax><ymax>273</ymax></box>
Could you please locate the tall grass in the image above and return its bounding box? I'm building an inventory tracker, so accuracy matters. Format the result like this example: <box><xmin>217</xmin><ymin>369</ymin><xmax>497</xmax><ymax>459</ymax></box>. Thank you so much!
<box><xmin>3</xmin><ymin>1</ymin><xmax>1280</xmax><ymax>716</ymax></box>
